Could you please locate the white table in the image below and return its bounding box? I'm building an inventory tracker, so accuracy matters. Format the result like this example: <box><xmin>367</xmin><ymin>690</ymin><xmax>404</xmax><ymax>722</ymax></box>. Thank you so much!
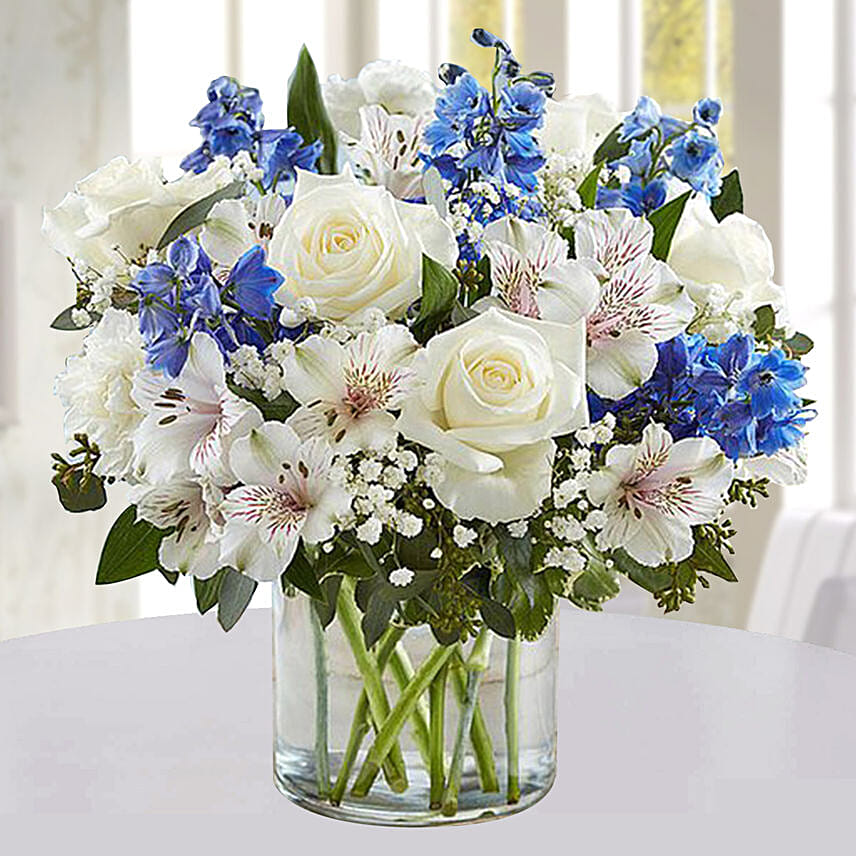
<box><xmin>2</xmin><ymin>608</ymin><xmax>856</xmax><ymax>854</ymax></box>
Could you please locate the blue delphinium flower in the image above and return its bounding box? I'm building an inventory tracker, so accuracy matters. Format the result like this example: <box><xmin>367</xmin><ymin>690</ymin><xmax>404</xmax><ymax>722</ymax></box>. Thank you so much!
<box><xmin>131</xmin><ymin>237</ymin><xmax>285</xmax><ymax>377</ymax></box>
<box><xmin>180</xmin><ymin>76</ymin><xmax>321</xmax><ymax>196</ymax></box>
<box><xmin>619</xmin><ymin>96</ymin><xmax>662</xmax><ymax>142</ymax></box>
<box><xmin>668</xmin><ymin>130</ymin><xmax>723</xmax><ymax>195</ymax></box>
<box><xmin>693</xmin><ymin>97</ymin><xmax>722</xmax><ymax>128</ymax></box>
<box><xmin>736</xmin><ymin>349</ymin><xmax>806</xmax><ymax>418</ymax></box>
<box><xmin>423</xmin><ymin>29</ymin><xmax>551</xmax><ymax>259</ymax></box>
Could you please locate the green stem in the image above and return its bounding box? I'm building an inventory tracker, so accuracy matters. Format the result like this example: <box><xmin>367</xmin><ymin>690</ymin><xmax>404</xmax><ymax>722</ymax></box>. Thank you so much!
<box><xmin>337</xmin><ymin>577</ymin><xmax>408</xmax><ymax>794</ymax></box>
<box><xmin>450</xmin><ymin>651</ymin><xmax>499</xmax><ymax>793</ymax></box>
<box><xmin>388</xmin><ymin>643</ymin><xmax>432</xmax><ymax>769</ymax></box>
<box><xmin>441</xmin><ymin>629</ymin><xmax>493</xmax><ymax>816</ymax></box>
<box><xmin>429</xmin><ymin>662</ymin><xmax>448</xmax><ymax>809</ymax></box>
<box><xmin>329</xmin><ymin>626</ymin><xmax>404</xmax><ymax>806</ymax></box>
<box><xmin>351</xmin><ymin>643</ymin><xmax>455</xmax><ymax>798</ymax></box>
<box><xmin>311</xmin><ymin>607</ymin><xmax>330</xmax><ymax>798</ymax></box>
<box><xmin>505</xmin><ymin>636</ymin><xmax>521</xmax><ymax>804</ymax></box>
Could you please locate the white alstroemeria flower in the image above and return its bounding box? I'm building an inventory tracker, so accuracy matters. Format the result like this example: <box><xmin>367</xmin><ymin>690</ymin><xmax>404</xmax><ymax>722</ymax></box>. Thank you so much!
<box><xmin>340</xmin><ymin>104</ymin><xmax>430</xmax><ymax>200</ymax></box>
<box><xmin>42</xmin><ymin>156</ymin><xmax>234</xmax><ymax>271</ymax></box>
<box><xmin>284</xmin><ymin>324</ymin><xmax>419</xmax><ymax>453</ymax></box>
<box><xmin>267</xmin><ymin>167</ymin><xmax>457</xmax><ymax>322</ymax></box>
<box><xmin>219</xmin><ymin>423</ymin><xmax>351</xmax><ymax>581</ymax></box>
<box><xmin>134</xmin><ymin>480</ymin><xmax>222</xmax><ymax>579</ymax></box>
<box><xmin>398</xmin><ymin>308</ymin><xmax>587</xmax><ymax>523</ymax></box>
<box><xmin>737</xmin><ymin>442</ymin><xmax>808</xmax><ymax>486</ymax></box>
<box><xmin>587</xmin><ymin>423</ymin><xmax>733</xmax><ymax>566</ymax></box>
<box><xmin>200</xmin><ymin>194</ymin><xmax>286</xmax><ymax>268</ymax></box>
<box><xmin>479</xmin><ymin>217</ymin><xmax>598</xmax><ymax>324</ymax></box>
<box><xmin>55</xmin><ymin>308</ymin><xmax>146</xmax><ymax>480</ymax></box>
<box><xmin>132</xmin><ymin>334</ymin><xmax>262</xmax><ymax>485</ymax></box>
<box><xmin>574</xmin><ymin>208</ymin><xmax>694</xmax><ymax>399</ymax></box>
<box><xmin>668</xmin><ymin>196</ymin><xmax>788</xmax><ymax>344</ymax></box>
<box><xmin>323</xmin><ymin>60</ymin><xmax>436</xmax><ymax>138</ymax></box>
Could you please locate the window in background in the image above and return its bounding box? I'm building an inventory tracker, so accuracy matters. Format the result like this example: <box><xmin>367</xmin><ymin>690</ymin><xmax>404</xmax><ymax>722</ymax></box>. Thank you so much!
<box><xmin>566</xmin><ymin>0</ymin><xmax>623</xmax><ymax>106</ymax></box>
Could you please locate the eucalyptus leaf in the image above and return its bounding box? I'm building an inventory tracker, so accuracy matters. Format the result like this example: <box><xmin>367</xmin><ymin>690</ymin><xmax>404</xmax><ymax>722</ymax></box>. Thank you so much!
<box><xmin>283</xmin><ymin>544</ymin><xmax>325</xmax><ymax>600</ymax></box>
<box><xmin>287</xmin><ymin>45</ymin><xmax>338</xmax><ymax>175</ymax></box>
<box><xmin>711</xmin><ymin>169</ymin><xmax>743</xmax><ymax>222</ymax></box>
<box><xmin>313</xmin><ymin>575</ymin><xmax>343</xmax><ymax>629</ymax></box>
<box><xmin>611</xmin><ymin>549</ymin><xmax>672</xmax><ymax>594</ymax></box>
<box><xmin>754</xmin><ymin>305</ymin><xmax>776</xmax><ymax>338</ymax></box>
<box><xmin>577</xmin><ymin>166</ymin><xmax>600</xmax><ymax>209</ymax></box>
<box><xmin>156</xmin><ymin>181</ymin><xmax>244</xmax><ymax>250</ymax></box>
<box><xmin>50</xmin><ymin>306</ymin><xmax>97</xmax><ymax>331</ymax></box>
<box><xmin>592</xmin><ymin>124</ymin><xmax>630</xmax><ymax>165</ymax></box>
<box><xmin>648</xmin><ymin>190</ymin><xmax>691</xmax><ymax>261</ymax></box>
<box><xmin>217</xmin><ymin>568</ymin><xmax>258</xmax><ymax>631</ymax></box>
<box><xmin>96</xmin><ymin>505</ymin><xmax>173</xmax><ymax>585</ymax></box>
<box><xmin>783</xmin><ymin>332</ymin><xmax>814</xmax><ymax>357</ymax></box>
<box><xmin>361</xmin><ymin>596</ymin><xmax>395</xmax><ymax>648</ymax></box>
<box><xmin>52</xmin><ymin>469</ymin><xmax>107</xmax><ymax>513</ymax></box>
<box><xmin>194</xmin><ymin>569</ymin><xmax>227</xmax><ymax>615</ymax></box>
<box><xmin>412</xmin><ymin>254</ymin><xmax>459</xmax><ymax>343</ymax></box>
<box><xmin>479</xmin><ymin>599</ymin><xmax>516</xmax><ymax>639</ymax></box>
<box><xmin>158</xmin><ymin>568</ymin><xmax>179</xmax><ymax>585</ymax></box>
<box><xmin>226</xmin><ymin>382</ymin><xmax>298</xmax><ymax>421</ymax></box>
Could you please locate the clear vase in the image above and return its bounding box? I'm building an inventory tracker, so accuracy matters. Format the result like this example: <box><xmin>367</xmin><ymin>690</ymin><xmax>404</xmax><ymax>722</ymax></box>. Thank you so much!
<box><xmin>272</xmin><ymin>579</ymin><xmax>558</xmax><ymax>826</ymax></box>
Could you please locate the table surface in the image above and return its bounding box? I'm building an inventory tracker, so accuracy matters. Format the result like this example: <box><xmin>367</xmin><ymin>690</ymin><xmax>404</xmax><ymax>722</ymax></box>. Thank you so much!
<box><xmin>3</xmin><ymin>607</ymin><xmax>856</xmax><ymax>854</ymax></box>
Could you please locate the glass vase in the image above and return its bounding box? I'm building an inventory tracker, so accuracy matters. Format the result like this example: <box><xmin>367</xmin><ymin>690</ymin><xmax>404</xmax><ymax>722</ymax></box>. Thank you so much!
<box><xmin>272</xmin><ymin>579</ymin><xmax>558</xmax><ymax>826</ymax></box>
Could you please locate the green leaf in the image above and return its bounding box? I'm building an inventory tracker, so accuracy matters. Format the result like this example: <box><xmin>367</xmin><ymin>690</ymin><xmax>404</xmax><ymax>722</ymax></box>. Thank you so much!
<box><xmin>592</xmin><ymin>124</ymin><xmax>630</xmax><ymax>165</ymax></box>
<box><xmin>689</xmin><ymin>536</ymin><xmax>738</xmax><ymax>582</ymax></box>
<box><xmin>96</xmin><ymin>506</ymin><xmax>173</xmax><ymax>585</ymax></box>
<box><xmin>648</xmin><ymin>190</ymin><xmax>691</xmax><ymax>261</ymax></box>
<box><xmin>496</xmin><ymin>528</ymin><xmax>535</xmax><ymax>606</ymax></box>
<box><xmin>495</xmin><ymin>573</ymin><xmax>554</xmax><ymax>641</ymax></box>
<box><xmin>577</xmin><ymin>165</ymin><xmax>600</xmax><ymax>209</ymax></box>
<box><xmin>287</xmin><ymin>45</ymin><xmax>337</xmax><ymax>175</ymax></box>
<box><xmin>395</xmin><ymin>525</ymin><xmax>440</xmax><ymax>571</ymax></box>
<box><xmin>158</xmin><ymin>568</ymin><xmax>179</xmax><ymax>585</ymax></box>
<box><xmin>52</xmin><ymin>469</ymin><xmax>107</xmax><ymax>513</ymax></box>
<box><xmin>783</xmin><ymin>332</ymin><xmax>814</xmax><ymax>357</ymax></box>
<box><xmin>50</xmin><ymin>306</ymin><xmax>96</xmax><ymax>331</ymax></box>
<box><xmin>412</xmin><ymin>254</ymin><xmax>459</xmax><ymax>343</ymax></box>
<box><xmin>710</xmin><ymin>169</ymin><xmax>743</xmax><ymax>222</ymax></box>
<box><xmin>226</xmin><ymin>382</ymin><xmax>298</xmax><ymax>421</ymax></box>
<box><xmin>194</xmin><ymin>569</ymin><xmax>227</xmax><ymax>615</ymax></box>
<box><xmin>611</xmin><ymin>549</ymin><xmax>672</xmax><ymax>595</ymax></box>
<box><xmin>283</xmin><ymin>543</ymin><xmax>325</xmax><ymax>600</ymax></box>
<box><xmin>753</xmin><ymin>305</ymin><xmax>776</xmax><ymax>339</ymax></box>
<box><xmin>361</xmin><ymin>596</ymin><xmax>395</xmax><ymax>648</ymax></box>
<box><xmin>479</xmin><ymin>599</ymin><xmax>516</xmax><ymax>639</ymax></box>
<box><xmin>217</xmin><ymin>569</ymin><xmax>258</xmax><ymax>631</ymax></box>
<box><xmin>572</xmin><ymin>563</ymin><xmax>621</xmax><ymax>606</ymax></box>
<box><xmin>313</xmin><ymin>575</ymin><xmax>342</xmax><ymax>629</ymax></box>
<box><xmin>156</xmin><ymin>181</ymin><xmax>244</xmax><ymax>250</ymax></box>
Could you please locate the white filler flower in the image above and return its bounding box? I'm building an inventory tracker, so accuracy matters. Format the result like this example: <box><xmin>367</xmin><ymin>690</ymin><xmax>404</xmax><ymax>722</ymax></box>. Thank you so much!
<box><xmin>55</xmin><ymin>308</ymin><xmax>146</xmax><ymax>480</ymax></box>
<box><xmin>219</xmin><ymin>423</ymin><xmax>351</xmax><ymax>581</ymax></box>
<box><xmin>284</xmin><ymin>324</ymin><xmax>419</xmax><ymax>453</ymax></box>
<box><xmin>398</xmin><ymin>308</ymin><xmax>587</xmax><ymax>523</ymax></box>
<box><xmin>587</xmin><ymin>423</ymin><xmax>733</xmax><ymax>566</ymax></box>
<box><xmin>575</xmin><ymin>208</ymin><xmax>694</xmax><ymax>399</ymax></box>
<box><xmin>132</xmin><ymin>334</ymin><xmax>261</xmax><ymax>485</ymax></box>
<box><xmin>267</xmin><ymin>166</ymin><xmax>457</xmax><ymax>323</ymax></box>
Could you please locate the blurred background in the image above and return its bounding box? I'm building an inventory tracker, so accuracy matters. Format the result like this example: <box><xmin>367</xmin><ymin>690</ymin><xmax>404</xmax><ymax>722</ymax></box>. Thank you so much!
<box><xmin>1</xmin><ymin>0</ymin><xmax>853</xmax><ymax>649</ymax></box>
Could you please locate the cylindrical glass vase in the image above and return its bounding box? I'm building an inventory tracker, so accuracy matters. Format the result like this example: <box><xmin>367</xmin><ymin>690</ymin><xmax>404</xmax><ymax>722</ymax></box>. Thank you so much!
<box><xmin>272</xmin><ymin>582</ymin><xmax>558</xmax><ymax>826</ymax></box>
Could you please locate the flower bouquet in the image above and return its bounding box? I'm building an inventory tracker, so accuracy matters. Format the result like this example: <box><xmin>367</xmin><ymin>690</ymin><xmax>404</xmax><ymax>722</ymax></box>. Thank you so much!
<box><xmin>44</xmin><ymin>28</ymin><xmax>815</xmax><ymax>826</ymax></box>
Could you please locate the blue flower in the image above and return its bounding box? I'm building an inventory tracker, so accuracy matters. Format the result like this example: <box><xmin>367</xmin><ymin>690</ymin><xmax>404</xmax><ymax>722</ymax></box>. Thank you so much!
<box><xmin>225</xmin><ymin>246</ymin><xmax>283</xmax><ymax>318</ymax></box>
<box><xmin>737</xmin><ymin>349</ymin><xmax>806</xmax><ymax>419</ymax></box>
<box><xmin>598</xmin><ymin>176</ymin><xmax>666</xmax><ymax>216</ymax></box>
<box><xmin>258</xmin><ymin>128</ymin><xmax>322</xmax><ymax>191</ymax></box>
<box><xmin>659</xmin><ymin>115</ymin><xmax>690</xmax><ymax>138</ymax></box>
<box><xmin>619</xmin><ymin>96</ymin><xmax>661</xmax><ymax>142</ymax></box>
<box><xmin>612</xmin><ymin>137</ymin><xmax>654</xmax><ymax>176</ymax></box>
<box><xmin>668</xmin><ymin>130</ymin><xmax>721</xmax><ymax>192</ymax></box>
<box><xmin>693</xmin><ymin>97</ymin><xmax>722</xmax><ymax>128</ymax></box>
<box><xmin>499</xmin><ymin>81</ymin><xmax>545</xmax><ymax>131</ymax></box>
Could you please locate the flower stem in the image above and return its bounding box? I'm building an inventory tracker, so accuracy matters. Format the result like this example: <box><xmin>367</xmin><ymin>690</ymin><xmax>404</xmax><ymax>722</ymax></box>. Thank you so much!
<box><xmin>505</xmin><ymin>636</ymin><xmax>521</xmax><ymax>804</ymax></box>
<box><xmin>329</xmin><ymin>625</ymin><xmax>404</xmax><ymax>806</ymax></box>
<box><xmin>388</xmin><ymin>642</ymin><xmax>432</xmax><ymax>769</ymax></box>
<box><xmin>351</xmin><ymin>643</ymin><xmax>455</xmax><ymax>798</ymax></box>
<box><xmin>428</xmin><ymin>662</ymin><xmax>448</xmax><ymax>809</ymax></box>
<box><xmin>441</xmin><ymin>629</ymin><xmax>493</xmax><ymax>816</ymax></box>
<box><xmin>450</xmin><ymin>650</ymin><xmax>499</xmax><ymax>792</ymax></box>
<box><xmin>337</xmin><ymin>577</ymin><xmax>408</xmax><ymax>794</ymax></box>
<box><xmin>311</xmin><ymin>606</ymin><xmax>330</xmax><ymax>798</ymax></box>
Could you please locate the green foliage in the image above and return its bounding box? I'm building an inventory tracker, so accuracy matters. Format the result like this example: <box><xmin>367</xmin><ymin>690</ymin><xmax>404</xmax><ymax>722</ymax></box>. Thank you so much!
<box><xmin>282</xmin><ymin>542</ymin><xmax>325</xmax><ymax>600</ymax></box>
<box><xmin>50</xmin><ymin>306</ymin><xmax>97</xmax><ymax>331</ymax></box>
<box><xmin>711</xmin><ymin>170</ymin><xmax>743</xmax><ymax>221</ymax></box>
<box><xmin>156</xmin><ymin>181</ymin><xmax>244</xmax><ymax>250</ymax></box>
<box><xmin>217</xmin><ymin>568</ymin><xmax>257</xmax><ymax>631</ymax></box>
<box><xmin>577</xmin><ymin>166</ymin><xmax>601</xmax><ymax>209</ymax></box>
<box><xmin>51</xmin><ymin>434</ymin><xmax>107</xmax><ymax>513</ymax></box>
<box><xmin>194</xmin><ymin>569</ymin><xmax>228</xmax><ymax>615</ymax></box>
<box><xmin>592</xmin><ymin>124</ymin><xmax>630</xmax><ymax>165</ymax></box>
<box><xmin>728</xmin><ymin>477</ymin><xmax>770</xmax><ymax>508</ymax></box>
<box><xmin>313</xmin><ymin>575</ymin><xmax>343</xmax><ymax>629</ymax></box>
<box><xmin>460</xmin><ymin>567</ymin><xmax>515</xmax><ymax>639</ymax></box>
<box><xmin>494</xmin><ymin>572</ymin><xmax>554</xmax><ymax>641</ymax></box>
<box><xmin>412</xmin><ymin>255</ymin><xmax>459</xmax><ymax>343</ymax></box>
<box><xmin>287</xmin><ymin>45</ymin><xmax>338</xmax><ymax>175</ymax></box>
<box><xmin>648</xmin><ymin>190</ymin><xmax>691</xmax><ymax>260</ymax></box>
<box><xmin>782</xmin><ymin>332</ymin><xmax>814</xmax><ymax>358</ymax></box>
<box><xmin>96</xmin><ymin>506</ymin><xmax>173</xmax><ymax>584</ymax></box>
<box><xmin>753</xmin><ymin>304</ymin><xmax>776</xmax><ymax>339</ymax></box>
<box><xmin>158</xmin><ymin>568</ymin><xmax>179</xmax><ymax>585</ymax></box>
<box><xmin>226</xmin><ymin>383</ymin><xmax>298</xmax><ymax>421</ymax></box>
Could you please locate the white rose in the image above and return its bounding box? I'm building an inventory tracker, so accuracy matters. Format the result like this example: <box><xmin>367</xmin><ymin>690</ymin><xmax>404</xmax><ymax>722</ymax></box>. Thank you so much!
<box><xmin>42</xmin><ymin>156</ymin><xmax>234</xmax><ymax>272</ymax></box>
<box><xmin>268</xmin><ymin>167</ymin><xmax>457</xmax><ymax>323</ymax></box>
<box><xmin>398</xmin><ymin>308</ymin><xmax>588</xmax><ymax>523</ymax></box>
<box><xmin>323</xmin><ymin>60</ymin><xmax>436</xmax><ymax>138</ymax></box>
<box><xmin>668</xmin><ymin>196</ymin><xmax>787</xmax><ymax>343</ymax></box>
<box><xmin>540</xmin><ymin>94</ymin><xmax>620</xmax><ymax>163</ymax></box>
